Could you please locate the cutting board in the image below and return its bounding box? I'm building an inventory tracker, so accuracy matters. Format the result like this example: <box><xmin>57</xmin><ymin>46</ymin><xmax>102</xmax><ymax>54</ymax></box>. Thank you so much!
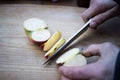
<box><xmin>0</xmin><ymin>4</ymin><xmax>120</xmax><ymax>80</ymax></box>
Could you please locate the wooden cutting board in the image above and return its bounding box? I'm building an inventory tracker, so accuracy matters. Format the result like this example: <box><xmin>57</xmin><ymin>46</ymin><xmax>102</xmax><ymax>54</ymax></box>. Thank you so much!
<box><xmin>0</xmin><ymin>4</ymin><xmax>120</xmax><ymax>80</ymax></box>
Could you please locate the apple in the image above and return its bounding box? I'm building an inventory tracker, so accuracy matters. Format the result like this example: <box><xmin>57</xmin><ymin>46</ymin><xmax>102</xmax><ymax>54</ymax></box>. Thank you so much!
<box><xmin>31</xmin><ymin>29</ymin><xmax>51</xmax><ymax>45</ymax></box>
<box><xmin>56</xmin><ymin>48</ymin><xmax>80</xmax><ymax>65</ymax></box>
<box><xmin>41</xmin><ymin>31</ymin><xmax>62</xmax><ymax>51</ymax></box>
<box><xmin>63</xmin><ymin>54</ymin><xmax>87</xmax><ymax>66</ymax></box>
<box><xmin>24</xmin><ymin>18</ymin><xmax>47</xmax><ymax>38</ymax></box>
<box><xmin>56</xmin><ymin>48</ymin><xmax>87</xmax><ymax>66</ymax></box>
<box><xmin>44</xmin><ymin>38</ymin><xmax>66</xmax><ymax>59</ymax></box>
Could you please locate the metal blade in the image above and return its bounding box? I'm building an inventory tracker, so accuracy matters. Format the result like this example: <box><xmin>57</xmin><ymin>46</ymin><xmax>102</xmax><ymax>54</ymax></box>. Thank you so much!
<box><xmin>43</xmin><ymin>19</ymin><xmax>92</xmax><ymax>65</ymax></box>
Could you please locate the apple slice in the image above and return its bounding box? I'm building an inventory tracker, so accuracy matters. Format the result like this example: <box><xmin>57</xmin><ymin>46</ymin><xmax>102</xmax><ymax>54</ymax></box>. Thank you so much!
<box><xmin>44</xmin><ymin>38</ymin><xmax>66</xmax><ymax>59</ymax></box>
<box><xmin>31</xmin><ymin>29</ymin><xmax>51</xmax><ymax>45</ymax></box>
<box><xmin>41</xmin><ymin>31</ymin><xmax>62</xmax><ymax>51</ymax></box>
<box><xmin>63</xmin><ymin>54</ymin><xmax>87</xmax><ymax>66</ymax></box>
<box><xmin>24</xmin><ymin>18</ymin><xmax>47</xmax><ymax>37</ymax></box>
<box><xmin>56</xmin><ymin>48</ymin><xmax>80</xmax><ymax>65</ymax></box>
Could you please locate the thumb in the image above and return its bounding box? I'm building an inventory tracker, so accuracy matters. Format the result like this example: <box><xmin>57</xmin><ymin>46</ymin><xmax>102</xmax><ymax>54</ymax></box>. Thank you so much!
<box><xmin>59</xmin><ymin>63</ymin><xmax>98</xmax><ymax>80</ymax></box>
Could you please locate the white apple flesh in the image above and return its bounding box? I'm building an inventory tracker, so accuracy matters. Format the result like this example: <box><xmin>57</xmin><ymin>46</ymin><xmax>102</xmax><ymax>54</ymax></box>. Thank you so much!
<box><xmin>56</xmin><ymin>48</ymin><xmax>80</xmax><ymax>65</ymax></box>
<box><xmin>56</xmin><ymin>48</ymin><xmax>87</xmax><ymax>66</ymax></box>
<box><xmin>24</xmin><ymin>18</ymin><xmax>47</xmax><ymax>31</ymax></box>
<box><xmin>31</xmin><ymin>30</ymin><xmax>51</xmax><ymax>45</ymax></box>
<box><xmin>24</xmin><ymin>18</ymin><xmax>48</xmax><ymax>38</ymax></box>
<box><xmin>63</xmin><ymin>54</ymin><xmax>87</xmax><ymax>66</ymax></box>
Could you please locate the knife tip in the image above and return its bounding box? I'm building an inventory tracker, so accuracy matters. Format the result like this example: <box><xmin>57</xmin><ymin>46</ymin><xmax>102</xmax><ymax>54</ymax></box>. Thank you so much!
<box><xmin>42</xmin><ymin>61</ymin><xmax>48</xmax><ymax>65</ymax></box>
<box><xmin>42</xmin><ymin>59</ymin><xmax>51</xmax><ymax>65</ymax></box>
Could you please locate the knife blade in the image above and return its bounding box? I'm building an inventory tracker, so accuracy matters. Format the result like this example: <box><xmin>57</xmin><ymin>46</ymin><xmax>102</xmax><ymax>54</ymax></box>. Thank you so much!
<box><xmin>43</xmin><ymin>19</ymin><xmax>92</xmax><ymax>65</ymax></box>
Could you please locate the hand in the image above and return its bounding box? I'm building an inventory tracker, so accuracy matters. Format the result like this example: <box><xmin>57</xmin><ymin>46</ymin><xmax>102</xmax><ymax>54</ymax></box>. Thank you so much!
<box><xmin>81</xmin><ymin>0</ymin><xmax>120</xmax><ymax>29</ymax></box>
<box><xmin>59</xmin><ymin>42</ymin><xmax>120</xmax><ymax>80</ymax></box>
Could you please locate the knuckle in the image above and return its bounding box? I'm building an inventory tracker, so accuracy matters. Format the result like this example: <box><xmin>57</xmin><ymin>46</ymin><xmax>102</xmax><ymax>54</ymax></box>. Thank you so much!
<box><xmin>81</xmin><ymin>13</ymin><xmax>87</xmax><ymax>21</ymax></box>
<box><xmin>94</xmin><ymin>14</ymin><xmax>106</xmax><ymax>25</ymax></box>
<box><xmin>98</xmin><ymin>14</ymin><xmax>105</xmax><ymax>21</ymax></box>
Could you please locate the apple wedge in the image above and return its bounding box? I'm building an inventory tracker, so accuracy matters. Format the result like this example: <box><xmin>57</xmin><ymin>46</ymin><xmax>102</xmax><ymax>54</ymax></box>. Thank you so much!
<box><xmin>63</xmin><ymin>54</ymin><xmax>87</xmax><ymax>66</ymax></box>
<box><xmin>44</xmin><ymin>38</ymin><xmax>66</xmax><ymax>59</ymax></box>
<box><xmin>56</xmin><ymin>48</ymin><xmax>80</xmax><ymax>65</ymax></box>
<box><xmin>24</xmin><ymin>18</ymin><xmax>47</xmax><ymax>37</ymax></box>
<box><xmin>41</xmin><ymin>31</ymin><xmax>62</xmax><ymax>51</ymax></box>
<box><xmin>56</xmin><ymin>48</ymin><xmax>87</xmax><ymax>66</ymax></box>
<box><xmin>31</xmin><ymin>29</ymin><xmax>51</xmax><ymax>45</ymax></box>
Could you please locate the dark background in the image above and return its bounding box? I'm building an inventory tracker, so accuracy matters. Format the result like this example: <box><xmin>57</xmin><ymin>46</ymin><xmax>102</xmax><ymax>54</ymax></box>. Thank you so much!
<box><xmin>0</xmin><ymin>0</ymin><xmax>89</xmax><ymax>7</ymax></box>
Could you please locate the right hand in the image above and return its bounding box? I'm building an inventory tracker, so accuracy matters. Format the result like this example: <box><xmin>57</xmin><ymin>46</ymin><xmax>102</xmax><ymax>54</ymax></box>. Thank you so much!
<box><xmin>81</xmin><ymin>0</ymin><xmax>120</xmax><ymax>29</ymax></box>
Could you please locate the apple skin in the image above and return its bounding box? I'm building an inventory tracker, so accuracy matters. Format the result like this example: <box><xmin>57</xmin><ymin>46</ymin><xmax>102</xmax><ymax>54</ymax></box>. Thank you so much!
<box><xmin>56</xmin><ymin>48</ymin><xmax>87</xmax><ymax>66</ymax></box>
<box><xmin>41</xmin><ymin>31</ymin><xmax>62</xmax><ymax>51</ymax></box>
<box><xmin>30</xmin><ymin>38</ymin><xmax>47</xmax><ymax>46</ymax></box>
<box><xmin>44</xmin><ymin>38</ymin><xmax>66</xmax><ymax>59</ymax></box>
<box><xmin>24</xmin><ymin>28</ymin><xmax>32</xmax><ymax>41</ymax></box>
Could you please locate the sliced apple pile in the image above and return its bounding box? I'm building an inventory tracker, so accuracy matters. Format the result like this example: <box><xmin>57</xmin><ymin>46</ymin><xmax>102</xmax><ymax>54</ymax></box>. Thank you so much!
<box><xmin>24</xmin><ymin>18</ymin><xmax>66</xmax><ymax>58</ymax></box>
<box><xmin>56</xmin><ymin>48</ymin><xmax>87</xmax><ymax>66</ymax></box>
<box><xmin>24</xmin><ymin>18</ymin><xmax>51</xmax><ymax>46</ymax></box>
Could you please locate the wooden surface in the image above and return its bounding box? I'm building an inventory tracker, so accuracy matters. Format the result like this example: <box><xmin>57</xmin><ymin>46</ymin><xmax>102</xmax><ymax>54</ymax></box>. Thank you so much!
<box><xmin>0</xmin><ymin>4</ymin><xmax>120</xmax><ymax>80</ymax></box>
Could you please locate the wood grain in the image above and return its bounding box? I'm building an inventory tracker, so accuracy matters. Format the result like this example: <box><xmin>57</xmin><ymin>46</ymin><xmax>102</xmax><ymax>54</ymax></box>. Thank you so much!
<box><xmin>0</xmin><ymin>4</ymin><xmax>120</xmax><ymax>80</ymax></box>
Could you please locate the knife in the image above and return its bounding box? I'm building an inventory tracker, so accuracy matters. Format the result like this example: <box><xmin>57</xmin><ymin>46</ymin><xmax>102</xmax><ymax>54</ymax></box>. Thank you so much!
<box><xmin>43</xmin><ymin>19</ymin><xmax>92</xmax><ymax>65</ymax></box>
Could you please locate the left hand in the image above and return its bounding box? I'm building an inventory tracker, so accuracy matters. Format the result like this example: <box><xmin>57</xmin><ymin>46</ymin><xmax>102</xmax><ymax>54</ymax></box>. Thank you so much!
<box><xmin>59</xmin><ymin>42</ymin><xmax>119</xmax><ymax>80</ymax></box>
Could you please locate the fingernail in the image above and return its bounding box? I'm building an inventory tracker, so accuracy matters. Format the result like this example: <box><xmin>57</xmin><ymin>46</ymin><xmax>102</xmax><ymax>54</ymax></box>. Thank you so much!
<box><xmin>90</xmin><ymin>21</ymin><xmax>97</xmax><ymax>29</ymax></box>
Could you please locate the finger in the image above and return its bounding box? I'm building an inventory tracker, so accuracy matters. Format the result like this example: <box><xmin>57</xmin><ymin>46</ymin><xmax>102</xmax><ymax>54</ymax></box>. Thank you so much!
<box><xmin>81</xmin><ymin>7</ymin><xmax>96</xmax><ymax>22</ymax></box>
<box><xmin>81</xmin><ymin>1</ymin><xmax>107</xmax><ymax>22</ymax></box>
<box><xmin>82</xmin><ymin>44</ymin><xmax>100</xmax><ymax>57</ymax></box>
<box><xmin>90</xmin><ymin>5</ymin><xmax>120</xmax><ymax>28</ymax></box>
<box><xmin>59</xmin><ymin>63</ymin><xmax>98</xmax><ymax>80</ymax></box>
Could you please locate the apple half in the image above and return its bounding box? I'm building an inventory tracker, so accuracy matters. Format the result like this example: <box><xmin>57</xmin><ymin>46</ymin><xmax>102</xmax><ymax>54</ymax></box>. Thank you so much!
<box><xmin>56</xmin><ymin>48</ymin><xmax>87</xmax><ymax>66</ymax></box>
<box><xmin>31</xmin><ymin>29</ymin><xmax>51</xmax><ymax>45</ymax></box>
<box><xmin>63</xmin><ymin>54</ymin><xmax>87</xmax><ymax>66</ymax></box>
<box><xmin>24</xmin><ymin>18</ymin><xmax>47</xmax><ymax>37</ymax></box>
<box><xmin>41</xmin><ymin>31</ymin><xmax>62</xmax><ymax>51</ymax></box>
<box><xmin>44</xmin><ymin>38</ymin><xmax>66</xmax><ymax>59</ymax></box>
